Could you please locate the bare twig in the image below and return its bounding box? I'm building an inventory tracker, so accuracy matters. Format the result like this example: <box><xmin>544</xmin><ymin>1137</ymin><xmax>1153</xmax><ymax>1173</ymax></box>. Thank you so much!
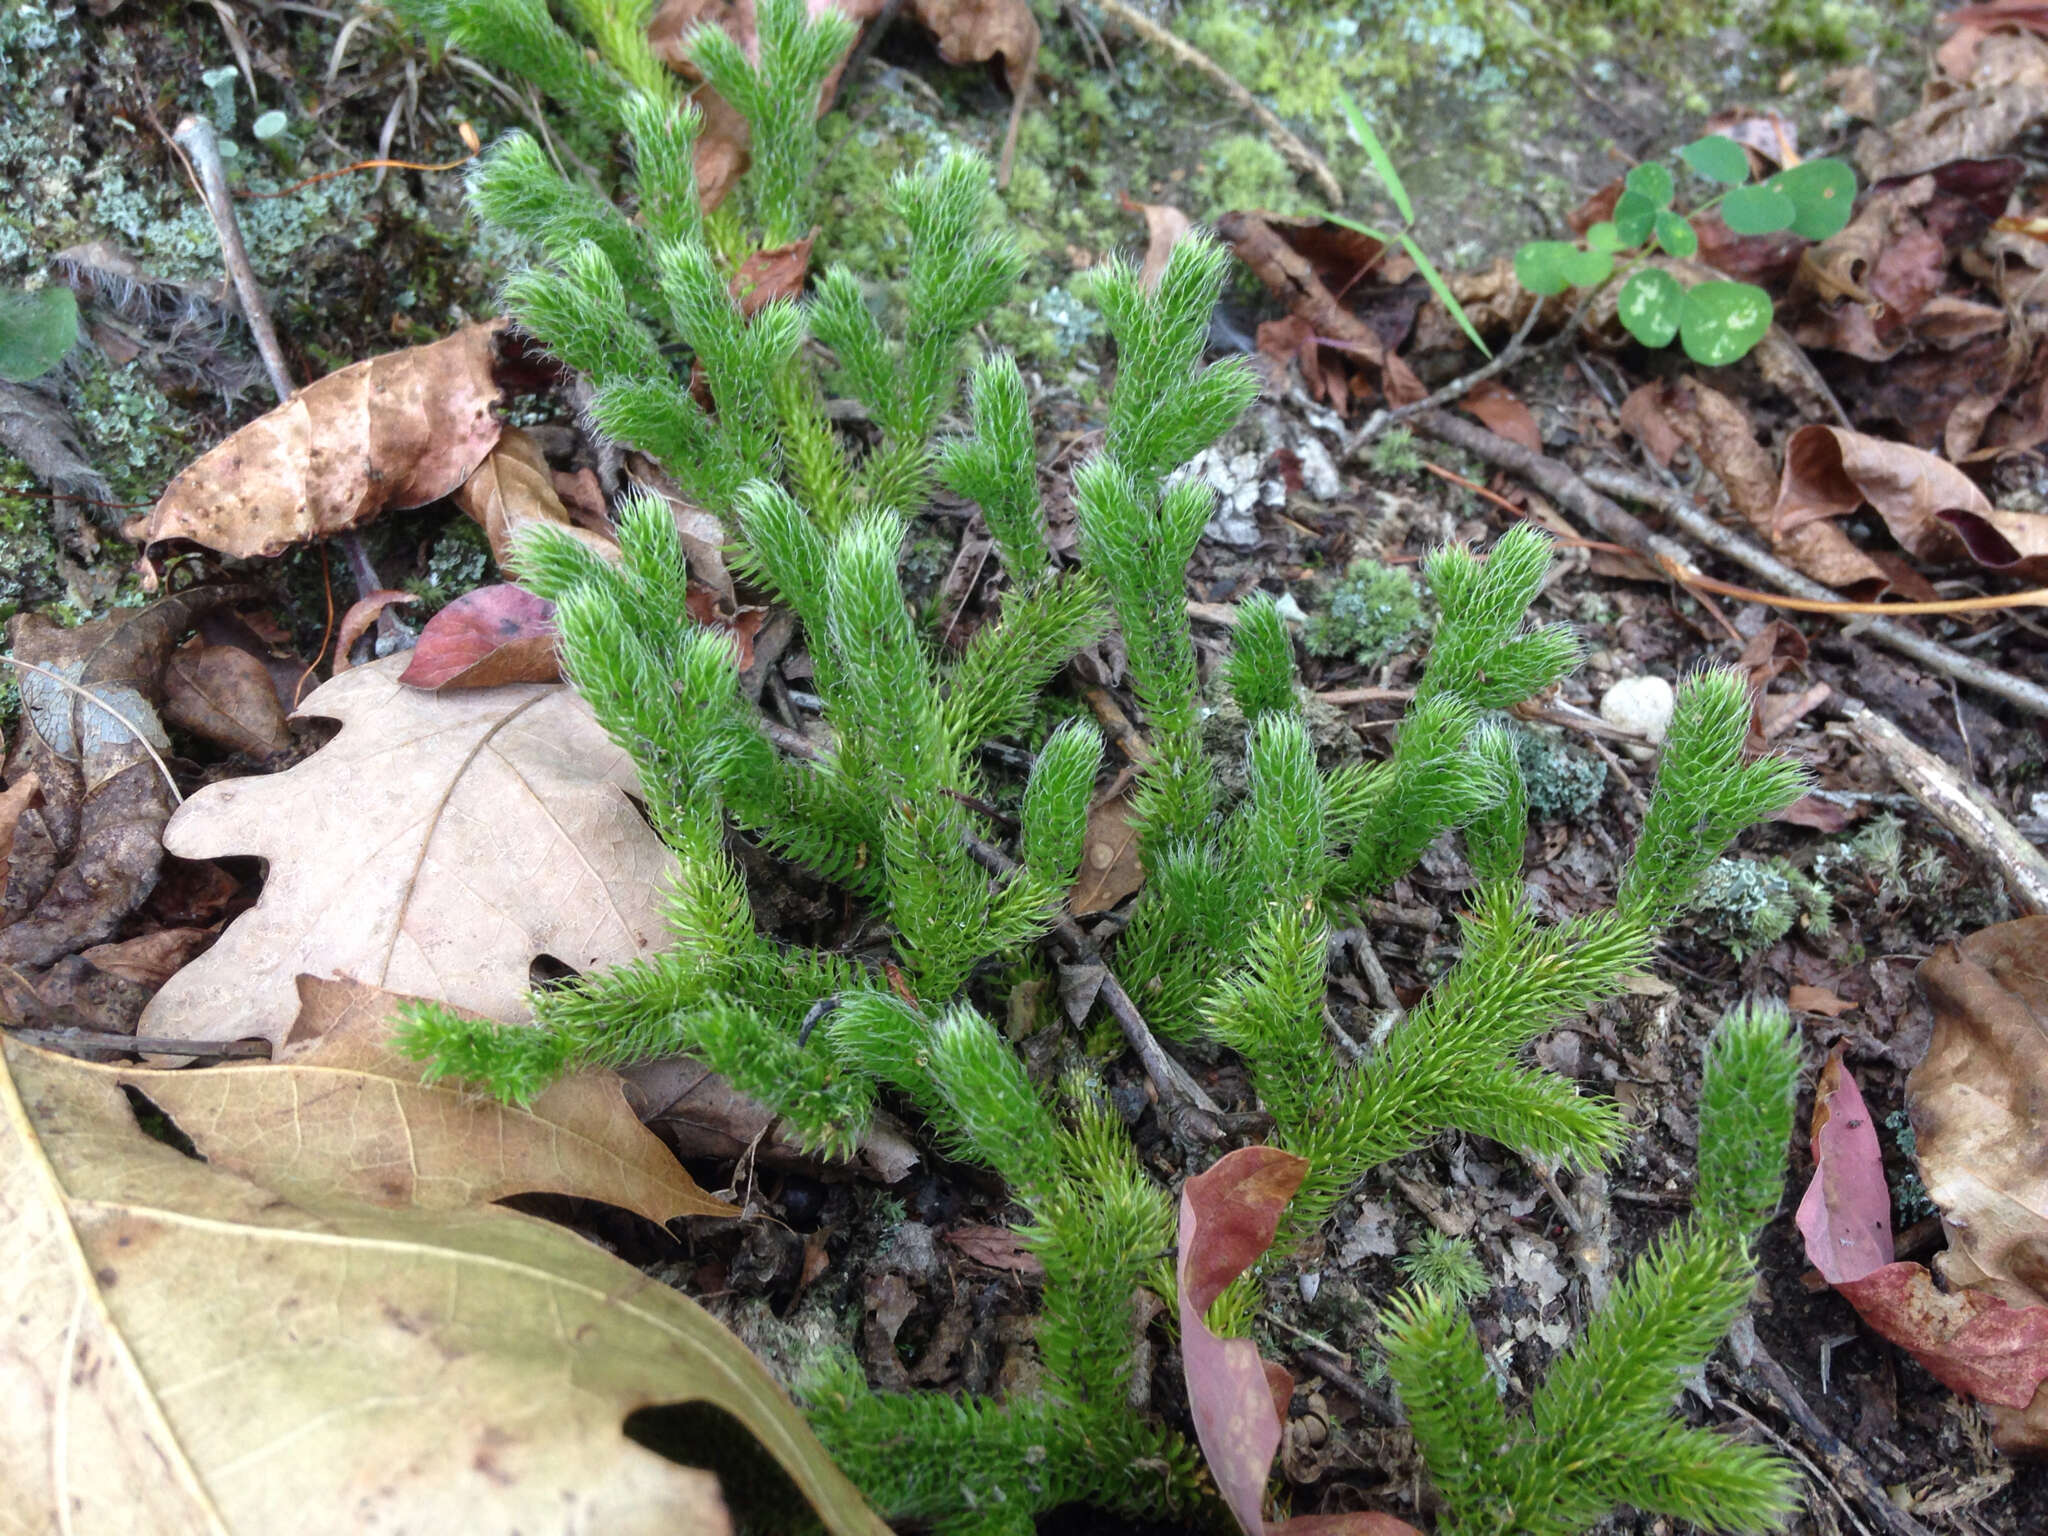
<box><xmin>9</xmin><ymin>1027</ymin><xmax>272</xmax><ymax>1060</ymax></box>
<box><xmin>1410</xmin><ymin>412</ymin><xmax>2048</xmax><ymax>720</ymax></box>
<box><xmin>1722</xmin><ymin>1318</ymin><xmax>1936</xmax><ymax>1536</ymax></box>
<box><xmin>1829</xmin><ymin>699</ymin><xmax>2048</xmax><ymax>916</ymax></box>
<box><xmin>1348</xmin><ymin>298</ymin><xmax>1545</xmax><ymax>451</ymax></box>
<box><xmin>1092</xmin><ymin>0</ymin><xmax>1342</xmax><ymax>204</ymax></box>
<box><xmin>961</xmin><ymin>831</ymin><xmax>1224</xmax><ymax>1127</ymax></box>
<box><xmin>172</xmin><ymin>115</ymin><xmax>294</xmax><ymax>401</ymax></box>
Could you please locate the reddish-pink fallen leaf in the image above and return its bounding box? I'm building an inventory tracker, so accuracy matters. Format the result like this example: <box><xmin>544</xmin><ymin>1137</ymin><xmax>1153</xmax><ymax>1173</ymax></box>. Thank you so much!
<box><xmin>1269</xmin><ymin>1518</ymin><xmax>1424</xmax><ymax>1536</ymax></box>
<box><xmin>1795</xmin><ymin>1047</ymin><xmax>1896</xmax><ymax>1284</ymax></box>
<box><xmin>1789</xmin><ymin>984</ymin><xmax>1858</xmax><ymax>1017</ymax></box>
<box><xmin>1178</xmin><ymin>1145</ymin><xmax>1309</xmax><ymax>1536</ymax></box>
<box><xmin>130</xmin><ymin>322</ymin><xmax>509</xmax><ymax>558</ymax></box>
<box><xmin>1835</xmin><ymin>1262</ymin><xmax>2048</xmax><ymax>1408</ymax></box>
<box><xmin>332</xmin><ymin>590</ymin><xmax>417</xmax><ymax>675</ymax></box>
<box><xmin>1797</xmin><ymin>1034</ymin><xmax>2048</xmax><ymax>1428</ymax></box>
<box><xmin>400</xmin><ymin>585</ymin><xmax>562</xmax><ymax>691</ymax></box>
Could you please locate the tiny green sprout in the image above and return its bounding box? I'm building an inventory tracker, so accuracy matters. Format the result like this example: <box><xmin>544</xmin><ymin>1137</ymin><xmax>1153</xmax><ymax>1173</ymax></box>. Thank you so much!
<box><xmin>1515</xmin><ymin>137</ymin><xmax>1857</xmax><ymax>368</ymax></box>
<box><xmin>1398</xmin><ymin>1230</ymin><xmax>1489</xmax><ymax>1305</ymax></box>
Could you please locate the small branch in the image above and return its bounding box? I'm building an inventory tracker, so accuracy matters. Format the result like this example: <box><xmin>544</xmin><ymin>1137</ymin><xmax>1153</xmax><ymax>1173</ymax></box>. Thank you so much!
<box><xmin>960</xmin><ymin>831</ymin><xmax>1225</xmax><ymax>1126</ymax></box>
<box><xmin>1829</xmin><ymin>699</ymin><xmax>2048</xmax><ymax>916</ymax></box>
<box><xmin>171</xmin><ymin>115</ymin><xmax>294</xmax><ymax>403</ymax></box>
<box><xmin>1722</xmin><ymin>1318</ymin><xmax>1936</xmax><ymax>1536</ymax></box>
<box><xmin>10</xmin><ymin>1027</ymin><xmax>273</xmax><ymax>1060</ymax></box>
<box><xmin>1412</xmin><ymin>411</ymin><xmax>2048</xmax><ymax>721</ymax></box>
<box><xmin>1092</xmin><ymin>0</ymin><xmax>1342</xmax><ymax>204</ymax></box>
<box><xmin>1347</xmin><ymin>298</ymin><xmax>1545</xmax><ymax>451</ymax></box>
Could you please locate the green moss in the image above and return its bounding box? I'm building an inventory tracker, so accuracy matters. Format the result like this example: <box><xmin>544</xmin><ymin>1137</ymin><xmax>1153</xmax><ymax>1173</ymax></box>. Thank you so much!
<box><xmin>1191</xmin><ymin>134</ymin><xmax>1307</xmax><ymax>219</ymax></box>
<box><xmin>1303</xmin><ymin>560</ymin><xmax>1426</xmax><ymax>668</ymax></box>
<box><xmin>0</xmin><ymin>456</ymin><xmax>62</xmax><ymax>629</ymax></box>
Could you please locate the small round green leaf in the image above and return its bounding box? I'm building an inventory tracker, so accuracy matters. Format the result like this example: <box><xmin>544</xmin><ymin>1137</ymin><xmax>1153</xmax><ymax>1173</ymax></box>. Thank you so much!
<box><xmin>1616</xmin><ymin>268</ymin><xmax>1683</xmax><ymax>348</ymax></box>
<box><xmin>1653</xmin><ymin>211</ymin><xmax>1698</xmax><ymax>258</ymax></box>
<box><xmin>1561</xmin><ymin>246</ymin><xmax>1615</xmax><ymax>288</ymax></box>
<box><xmin>1624</xmin><ymin>162</ymin><xmax>1676</xmax><ymax>209</ymax></box>
<box><xmin>1515</xmin><ymin>241</ymin><xmax>1578</xmax><ymax>296</ymax></box>
<box><xmin>1679</xmin><ymin>134</ymin><xmax>1751</xmax><ymax>185</ymax></box>
<box><xmin>252</xmin><ymin>109</ymin><xmax>290</xmax><ymax>141</ymax></box>
<box><xmin>0</xmin><ymin>286</ymin><xmax>79</xmax><ymax>383</ymax></box>
<box><xmin>1721</xmin><ymin>182</ymin><xmax>1798</xmax><ymax>236</ymax></box>
<box><xmin>1679</xmin><ymin>280</ymin><xmax>1773</xmax><ymax>366</ymax></box>
<box><xmin>1769</xmin><ymin>157</ymin><xmax>1857</xmax><ymax>241</ymax></box>
<box><xmin>1586</xmin><ymin>221</ymin><xmax>1623</xmax><ymax>253</ymax></box>
<box><xmin>1612</xmin><ymin>190</ymin><xmax>1657</xmax><ymax>246</ymax></box>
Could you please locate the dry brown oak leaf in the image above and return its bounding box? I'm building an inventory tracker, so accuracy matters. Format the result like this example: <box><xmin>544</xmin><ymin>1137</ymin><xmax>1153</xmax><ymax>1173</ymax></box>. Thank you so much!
<box><xmin>137</xmin><ymin>653</ymin><xmax>677</xmax><ymax>1050</ymax></box>
<box><xmin>127</xmin><ymin>321</ymin><xmax>508</xmax><ymax>559</ymax></box>
<box><xmin>0</xmin><ymin>1034</ymin><xmax>889</xmax><ymax>1536</ymax></box>
<box><xmin>109</xmin><ymin>975</ymin><xmax>733</xmax><ymax>1222</ymax></box>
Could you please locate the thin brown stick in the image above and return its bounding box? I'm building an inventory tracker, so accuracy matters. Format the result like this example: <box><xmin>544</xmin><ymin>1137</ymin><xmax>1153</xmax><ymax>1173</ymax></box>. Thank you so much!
<box><xmin>1091</xmin><ymin>0</ymin><xmax>1342</xmax><ymax>204</ymax></box>
<box><xmin>960</xmin><ymin>831</ymin><xmax>1224</xmax><ymax>1127</ymax></box>
<box><xmin>1829</xmin><ymin>698</ymin><xmax>2048</xmax><ymax>916</ymax></box>
<box><xmin>9</xmin><ymin>1027</ymin><xmax>272</xmax><ymax>1060</ymax></box>
<box><xmin>1722</xmin><ymin>1318</ymin><xmax>1936</xmax><ymax>1536</ymax></box>
<box><xmin>172</xmin><ymin>115</ymin><xmax>294</xmax><ymax>401</ymax></box>
<box><xmin>1413</xmin><ymin>412</ymin><xmax>2048</xmax><ymax>720</ymax></box>
<box><xmin>1348</xmin><ymin>298</ymin><xmax>1546</xmax><ymax>450</ymax></box>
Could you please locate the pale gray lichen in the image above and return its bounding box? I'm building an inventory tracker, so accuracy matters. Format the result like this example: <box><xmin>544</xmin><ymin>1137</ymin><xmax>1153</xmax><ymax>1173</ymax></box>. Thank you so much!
<box><xmin>1510</xmin><ymin>723</ymin><xmax>1608</xmax><ymax>821</ymax></box>
<box><xmin>1687</xmin><ymin>855</ymin><xmax>1833</xmax><ymax>960</ymax></box>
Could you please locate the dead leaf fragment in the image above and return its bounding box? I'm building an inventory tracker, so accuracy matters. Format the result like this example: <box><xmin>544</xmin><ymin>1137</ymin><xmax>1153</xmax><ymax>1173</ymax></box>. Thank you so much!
<box><xmin>1178</xmin><ymin>1144</ymin><xmax>1310</xmax><ymax>1536</ymax></box>
<box><xmin>1910</xmin><ymin>917</ymin><xmax>2048</xmax><ymax>1449</ymax></box>
<box><xmin>457</xmin><ymin>425</ymin><xmax>620</xmax><ymax>571</ymax></box>
<box><xmin>0</xmin><ymin>1034</ymin><xmax>886</xmax><ymax>1535</ymax></box>
<box><xmin>1857</xmin><ymin>31</ymin><xmax>2048</xmax><ymax>181</ymax></box>
<box><xmin>0</xmin><ymin>591</ymin><xmax>251</xmax><ymax>968</ymax></box>
<box><xmin>108</xmin><ymin>976</ymin><xmax>734</xmax><ymax>1222</ymax></box>
<box><xmin>1797</xmin><ymin>1028</ymin><xmax>2048</xmax><ymax>1448</ymax></box>
<box><xmin>162</xmin><ymin>636</ymin><xmax>293</xmax><ymax>757</ymax></box>
<box><xmin>331</xmin><ymin>589</ymin><xmax>417</xmax><ymax>674</ymax></box>
<box><xmin>1070</xmin><ymin>790</ymin><xmax>1144</xmax><ymax>915</ymax></box>
<box><xmin>131</xmin><ymin>322</ymin><xmax>509</xmax><ymax>559</ymax></box>
<box><xmin>137</xmin><ymin>654</ymin><xmax>679</xmax><ymax>1050</ymax></box>
<box><xmin>1788</xmin><ymin>983</ymin><xmax>1857</xmax><ymax>1017</ymax></box>
<box><xmin>1773</xmin><ymin>423</ymin><xmax>2048</xmax><ymax>579</ymax></box>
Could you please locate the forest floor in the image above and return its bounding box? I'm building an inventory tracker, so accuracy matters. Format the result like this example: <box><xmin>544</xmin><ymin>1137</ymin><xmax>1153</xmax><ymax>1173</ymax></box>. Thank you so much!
<box><xmin>5</xmin><ymin>2</ymin><xmax>2047</xmax><ymax>1533</ymax></box>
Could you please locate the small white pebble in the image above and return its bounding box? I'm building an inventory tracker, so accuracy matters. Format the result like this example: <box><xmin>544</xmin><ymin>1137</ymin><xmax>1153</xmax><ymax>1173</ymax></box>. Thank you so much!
<box><xmin>1599</xmin><ymin>675</ymin><xmax>1676</xmax><ymax>745</ymax></box>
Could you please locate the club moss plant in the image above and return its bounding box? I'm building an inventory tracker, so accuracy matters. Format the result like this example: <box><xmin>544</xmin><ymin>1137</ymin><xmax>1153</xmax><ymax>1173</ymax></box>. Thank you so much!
<box><xmin>392</xmin><ymin>2</ymin><xmax>1810</xmax><ymax>1529</ymax></box>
